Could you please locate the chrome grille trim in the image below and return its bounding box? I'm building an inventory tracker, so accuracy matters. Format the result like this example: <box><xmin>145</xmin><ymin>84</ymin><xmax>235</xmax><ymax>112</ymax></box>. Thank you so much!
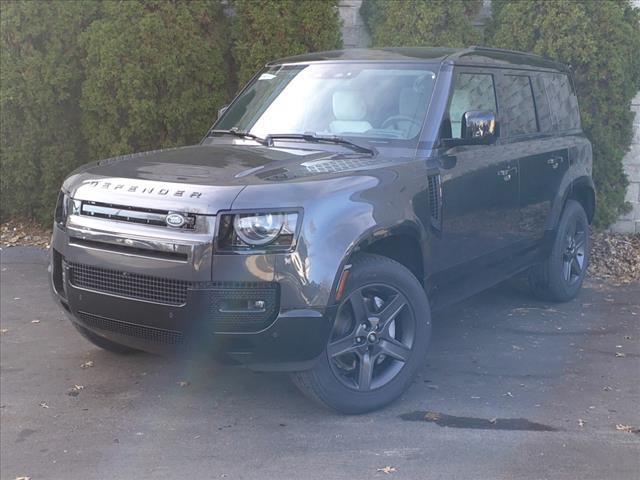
<box><xmin>68</xmin><ymin>261</ymin><xmax>190</xmax><ymax>306</ymax></box>
<box><xmin>80</xmin><ymin>201</ymin><xmax>195</xmax><ymax>229</ymax></box>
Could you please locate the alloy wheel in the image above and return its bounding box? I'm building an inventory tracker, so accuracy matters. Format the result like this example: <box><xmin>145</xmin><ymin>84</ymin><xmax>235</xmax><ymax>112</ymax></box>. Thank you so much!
<box><xmin>562</xmin><ymin>216</ymin><xmax>587</xmax><ymax>285</ymax></box>
<box><xmin>328</xmin><ymin>284</ymin><xmax>416</xmax><ymax>391</ymax></box>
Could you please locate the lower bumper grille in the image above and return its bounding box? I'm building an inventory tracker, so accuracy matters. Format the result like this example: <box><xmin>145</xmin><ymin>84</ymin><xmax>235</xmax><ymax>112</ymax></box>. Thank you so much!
<box><xmin>68</xmin><ymin>261</ymin><xmax>190</xmax><ymax>305</ymax></box>
<box><xmin>78</xmin><ymin>311</ymin><xmax>184</xmax><ymax>345</ymax></box>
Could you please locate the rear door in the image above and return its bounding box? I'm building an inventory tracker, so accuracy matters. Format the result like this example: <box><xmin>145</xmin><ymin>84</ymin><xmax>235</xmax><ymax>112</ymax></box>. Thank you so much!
<box><xmin>496</xmin><ymin>71</ymin><xmax>571</xmax><ymax>244</ymax></box>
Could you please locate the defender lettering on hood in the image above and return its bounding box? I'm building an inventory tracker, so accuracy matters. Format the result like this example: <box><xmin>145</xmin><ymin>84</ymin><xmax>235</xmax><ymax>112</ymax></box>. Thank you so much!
<box><xmin>83</xmin><ymin>180</ymin><xmax>203</xmax><ymax>198</ymax></box>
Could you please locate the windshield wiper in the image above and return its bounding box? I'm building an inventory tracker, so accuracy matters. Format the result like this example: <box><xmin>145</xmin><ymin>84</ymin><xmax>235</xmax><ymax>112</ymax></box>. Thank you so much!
<box><xmin>265</xmin><ymin>133</ymin><xmax>376</xmax><ymax>156</ymax></box>
<box><xmin>209</xmin><ymin>128</ymin><xmax>267</xmax><ymax>145</ymax></box>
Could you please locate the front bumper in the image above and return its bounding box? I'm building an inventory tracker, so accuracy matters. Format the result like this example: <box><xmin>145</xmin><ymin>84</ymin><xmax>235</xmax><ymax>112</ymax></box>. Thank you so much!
<box><xmin>49</xmin><ymin>219</ymin><xmax>334</xmax><ymax>371</ymax></box>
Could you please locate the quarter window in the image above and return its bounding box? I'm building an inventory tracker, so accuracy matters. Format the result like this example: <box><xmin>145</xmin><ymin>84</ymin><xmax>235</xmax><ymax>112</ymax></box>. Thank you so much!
<box><xmin>542</xmin><ymin>73</ymin><xmax>580</xmax><ymax>131</ymax></box>
<box><xmin>502</xmin><ymin>75</ymin><xmax>538</xmax><ymax>136</ymax></box>
<box><xmin>447</xmin><ymin>73</ymin><xmax>497</xmax><ymax>139</ymax></box>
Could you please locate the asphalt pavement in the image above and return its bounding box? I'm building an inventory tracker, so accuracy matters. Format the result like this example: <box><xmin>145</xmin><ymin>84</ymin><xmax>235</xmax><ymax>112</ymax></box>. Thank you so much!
<box><xmin>1</xmin><ymin>247</ymin><xmax>639</xmax><ymax>480</ymax></box>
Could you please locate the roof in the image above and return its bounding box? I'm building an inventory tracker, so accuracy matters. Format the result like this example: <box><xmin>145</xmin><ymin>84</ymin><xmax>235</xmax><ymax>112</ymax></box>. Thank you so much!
<box><xmin>268</xmin><ymin>46</ymin><xmax>569</xmax><ymax>73</ymax></box>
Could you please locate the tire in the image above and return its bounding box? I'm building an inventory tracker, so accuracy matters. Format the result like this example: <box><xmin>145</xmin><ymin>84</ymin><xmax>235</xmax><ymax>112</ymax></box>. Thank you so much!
<box><xmin>72</xmin><ymin>322</ymin><xmax>140</xmax><ymax>354</ymax></box>
<box><xmin>291</xmin><ymin>253</ymin><xmax>431</xmax><ymax>414</ymax></box>
<box><xmin>528</xmin><ymin>199</ymin><xmax>590</xmax><ymax>302</ymax></box>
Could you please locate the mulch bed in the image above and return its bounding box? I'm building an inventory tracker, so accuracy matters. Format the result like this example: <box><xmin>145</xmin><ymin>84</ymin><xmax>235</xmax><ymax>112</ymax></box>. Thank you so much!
<box><xmin>1</xmin><ymin>221</ymin><xmax>638</xmax><ymax>284</ymax></box>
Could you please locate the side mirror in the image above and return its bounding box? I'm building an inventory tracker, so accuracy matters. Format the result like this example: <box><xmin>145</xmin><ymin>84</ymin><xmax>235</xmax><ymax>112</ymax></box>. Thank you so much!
<box><xmin>461</xmin><ymin>110</ymin><xmax>498</xmax><ymax>144</ymax></box>
<box><xmin>217</xmin><ymin>105</ymin><xmax>229</xmax><ymax>119</ymax></box>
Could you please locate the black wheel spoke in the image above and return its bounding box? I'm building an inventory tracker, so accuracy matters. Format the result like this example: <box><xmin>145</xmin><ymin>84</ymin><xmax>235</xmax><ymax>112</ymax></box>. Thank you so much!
<box><xmin>378</xmin><ymin>294</ymin><xmax>407</xmax><ymax>331</ymax></box>
<box><xmin>358</xmin><ymin>351</ymin><xmax>374</xmax><ymax>390</ymax></box>
<box><xmin>571</xmin><ymin>256</ymin><xmax>582</xmax><ymax>276</ymax></box>
<box><xmin>563</xmin><ymin>259</ymin><xmax>572</xmax><ymax>282</ymax></box>
<box><xmin>348</xmin><ymin>289</ymin><xmax>369</xmax><ymax>321</ymax></box>
<box><xmin>379</xmin><ymin>338</ymin><xmax>411</xmax><ymax>362</ymax></box>
<box><xmin>327</xmin><ymin>335</ymin><xmax>358</xmax><ymax>359</ymax></box>
<box><xmin>574</xmin><ymin>231</ymin><xmax>587</xmax><ymax>250</ymax></box>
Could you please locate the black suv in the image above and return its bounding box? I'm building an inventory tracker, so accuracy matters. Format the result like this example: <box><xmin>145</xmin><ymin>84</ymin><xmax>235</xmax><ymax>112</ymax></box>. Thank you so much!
<box><xmin>50</xmin><ymin>47</ymin><xmax>594</xmax><ymax>413</ymax></box>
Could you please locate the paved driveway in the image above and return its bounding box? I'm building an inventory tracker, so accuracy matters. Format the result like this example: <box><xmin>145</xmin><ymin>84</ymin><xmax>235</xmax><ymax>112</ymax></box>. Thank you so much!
<box><xmin>1</xmin><ymin>247</ymin><xmax>639</xmax><ymax>480</ymax></box>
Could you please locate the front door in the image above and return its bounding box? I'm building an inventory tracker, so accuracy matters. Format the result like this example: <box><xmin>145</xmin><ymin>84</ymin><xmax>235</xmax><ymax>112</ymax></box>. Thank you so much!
<box><xmin>430</xmin><ymin>69</ymin><xmax>520</xmax><ymax>274</ymax></box>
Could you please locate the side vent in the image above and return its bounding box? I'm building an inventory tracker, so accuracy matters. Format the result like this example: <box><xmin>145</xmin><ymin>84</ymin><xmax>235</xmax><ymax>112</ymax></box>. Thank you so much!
<box><xmin>427</xmin><ymin>174</ymin><xmax>442</xmax><ymax>230</ymax></box>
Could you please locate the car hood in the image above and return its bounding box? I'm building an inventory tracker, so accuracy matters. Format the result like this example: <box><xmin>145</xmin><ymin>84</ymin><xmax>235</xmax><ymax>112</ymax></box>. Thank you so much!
<box><xmin>62</xmin><ymin>144</ymin><xmax>403</xmax><ymax>214</ymax></box>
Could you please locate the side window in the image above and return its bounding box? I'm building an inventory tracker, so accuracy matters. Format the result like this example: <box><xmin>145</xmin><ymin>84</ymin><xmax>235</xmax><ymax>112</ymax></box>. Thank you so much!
<box><xmin>531</xmin><ymin>76</ymin><xmax>554</xmax><ymax>133</ymax></box>
<box><xmin>542</xmin><ymin>73</ymin><xmax>580</xmax><ymax>131</ymax></box>
<box><xmin>501</xmin><ymin>75</ymin><xmax>538</xmax><ymax>136</ymax></box>
<box><xmin>447</xmin><ymin>73</ymin><xmax>497</xmax><ymax>139</ymax></box>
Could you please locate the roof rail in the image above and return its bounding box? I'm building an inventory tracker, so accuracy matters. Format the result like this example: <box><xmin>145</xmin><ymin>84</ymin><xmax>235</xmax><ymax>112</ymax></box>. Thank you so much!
<box><xmin>467</xmin><ymin>45</ymin><xmax>549</xmax><ymax>61</ymax></box>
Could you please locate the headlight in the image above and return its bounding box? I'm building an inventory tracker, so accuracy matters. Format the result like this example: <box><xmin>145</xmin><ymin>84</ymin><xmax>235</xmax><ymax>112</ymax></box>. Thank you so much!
<box><xmin>54</xmin><ymin>191</ymin><xmax>79</xmax><ymax>229</ymax></box>
<box><xmin>218</xmin><ymin>211</ymin><xmax>300</xmax><ymax>252</ymax></box>
<box><xmin>54</xmin><ymin>191</ymin><xmax>68</xmax><ymax>228</ymax></box>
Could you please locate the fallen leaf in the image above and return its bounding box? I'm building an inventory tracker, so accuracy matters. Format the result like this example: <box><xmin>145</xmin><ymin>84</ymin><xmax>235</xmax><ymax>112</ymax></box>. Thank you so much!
<box><xmin>578</xmin><ymin>419</ymin><xmax>586</xmax><ymax>427</ymax></box>
<box><xmin>0</xmin><ymin>328</ymin><xmax>8</xmax><ymax>335</ymax></box>
<box><xmin>376</xmin><ymin>466</ymin><xmax>397</xmax><ymax>474</ymax></box>
<box><xmin>424</xmin><ymin>411</ymin><xmax>441</xmax><ymax>421</ymax></box>
<box><xmin>512</xmin><ymin>345</ymin><xmax>524</xmax><ymax>351</ymax></box>
<box><xmin>489</xmin><ymin>418</ymin><xmax>497</xmax><ymax>424</ymax></box>
<box><xmin>14</xmin><ymin>476</ymin><xmax>31</xmax><ymax>480</ymax></box>
<box><xmin>80</xmin><ymin>361</ymin><xmax>94</xmax><ymax>369</ymax></box>
<box><xmin>30</xmin><ymin>319</ymin><xmax>40</xmax><ymax>324</ymax></box>
<box><xmin>39</xmin><ymin>402</ymin><xmax>49</xmax><ymax>409</ymax></box>
<box><xmin>615</xmin><ymin>352</ymin><xmax>626</xmax><ymax>358</ymax></box>
<box><xmin>603</xmin><ymin>386</ymin><xmax>613</xmax><ymax>391</ymax></box>
<box><xmin>67</xmin><ymin>384</ymin><xmax>84</xmax><ymax>396</ymax></box>
<box><xmin>615</xmin><ymin>424</ymin><xmax>639</xmax><ymax>433</ymax></box>
<box><xmin>503</xmin><ymin>392</ymin><xmax>514</xmax><ymax>398</ymax></box>
<box><xmin>177</xmin><ymin>381</ymin><xmax>190</xmax><ymax>388</ymax></box>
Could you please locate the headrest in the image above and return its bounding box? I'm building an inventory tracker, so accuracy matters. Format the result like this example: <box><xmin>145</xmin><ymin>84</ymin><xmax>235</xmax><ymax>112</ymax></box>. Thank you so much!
<box><xmin>332</xmin><ymin>90</ymin><xmax>367</xmax><ymax>121</ymax></box>
<box><xmin>399</xmin><ymin>87</ymin><xmax>417</xmax><ymax>117</ymax></box>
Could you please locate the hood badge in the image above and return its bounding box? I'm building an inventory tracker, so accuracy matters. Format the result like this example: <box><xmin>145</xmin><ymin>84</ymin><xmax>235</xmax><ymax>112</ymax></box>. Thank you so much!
<box><xmin>165</xmin><ymin>213</ymin><xmax>187</xmax><ymax>228</ymax></box>
<box><xmin>83</xmin><ymin>180</ymin><xmax>203</xmax><ymax>198</ymax></box>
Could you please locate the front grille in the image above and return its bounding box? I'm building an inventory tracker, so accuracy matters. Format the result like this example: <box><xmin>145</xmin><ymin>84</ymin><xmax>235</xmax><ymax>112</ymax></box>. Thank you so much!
<box><xmin>78</xmin><ymin>311</ymin><xmax>183</xmax><ymax>344</ymax></box>
<box><xmin>80</xmin><ymin>200</ymin><xmax>195</xmax><ymax>229</ymax></box>
<box><xmin>68</xmin><ymin>262</ymin><xmax>190</xmax><ymax>305</ymax></box>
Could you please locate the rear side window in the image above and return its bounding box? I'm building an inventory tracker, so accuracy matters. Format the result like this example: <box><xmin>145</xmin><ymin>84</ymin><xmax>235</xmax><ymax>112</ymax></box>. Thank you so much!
<box><xmin>447</xmin><ymin>73</ymin><xmax>497</xmax><ymax>139</ymax></box>
<box><xmin>531</xmin><ymin>76</ymin><xmax>554</xmax><ymax>133</ymax></box>
<box><xmin>542</xmin><ymin>73</ymin><xmax>580</xmax><ymax>131</ymax></box>
<box><xmin>501</xmin><ymin>75</ymin><xmax>538</xmax><ymax>136</ymax></box>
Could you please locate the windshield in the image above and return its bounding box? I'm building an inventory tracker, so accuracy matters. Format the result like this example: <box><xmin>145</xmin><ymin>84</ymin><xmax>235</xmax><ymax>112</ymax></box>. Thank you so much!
<box><xmin>216</xmin><ymin>63</ymin><xmax>437</xmax><ymax>144</ymax></box>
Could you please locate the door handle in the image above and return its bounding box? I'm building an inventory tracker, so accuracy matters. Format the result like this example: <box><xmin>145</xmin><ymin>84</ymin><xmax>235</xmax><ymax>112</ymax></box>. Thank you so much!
<box><xmin>497</xmin><ymin>166</ymin><xmax>517</xmax><ymax>182</ymax></box>
<box><xmin>547</xmin><ymin>157</ymin><xmax>563</xmax><ymax>170</ymax></box>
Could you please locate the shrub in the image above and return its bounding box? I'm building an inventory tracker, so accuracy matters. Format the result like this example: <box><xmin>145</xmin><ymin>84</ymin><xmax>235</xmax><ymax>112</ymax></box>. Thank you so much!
<box><xmin>232</xmin><ymin>0</ymin><xmax>343</xmax><ymax>86</ymax></box>
<box><xmin>80</xmin><ymin>1</ymin><xmax>230</xmax><ymax>161</ymax></box>
<box><xmin>0</xmin><ymin>1</ymin><xmax>99</xmax><ymax>222</ymax></box>
<box><xmin>488</xmin><ymin>0</ymin><xmax>640</xmax><ymax>227</ymax></box>
<box><xmin>362</xmin><ymin>0</ymin><xmax>482</xmax><ymax>48</ymax></box>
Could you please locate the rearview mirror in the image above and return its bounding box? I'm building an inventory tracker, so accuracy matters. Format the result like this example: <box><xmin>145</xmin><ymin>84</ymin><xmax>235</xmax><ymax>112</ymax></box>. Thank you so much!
<box><xmin>461</xmin><ymin>110</ymin><xmax>498</xmax><ymax>144</ymax></box>
<box><xmin>217</xmin><ymin>105</ymin><xmax>229</xmax><ymax>119</ymax></box>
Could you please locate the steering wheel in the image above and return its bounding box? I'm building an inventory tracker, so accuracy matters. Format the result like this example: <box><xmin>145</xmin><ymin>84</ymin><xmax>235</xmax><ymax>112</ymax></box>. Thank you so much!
<box><xmin>381</xmin><ymin>115</ymin><xmax>422</xmax><ymax>132</ymax></box>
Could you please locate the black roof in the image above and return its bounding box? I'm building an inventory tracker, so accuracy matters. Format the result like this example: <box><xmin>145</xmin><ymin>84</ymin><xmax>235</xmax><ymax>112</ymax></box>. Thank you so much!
<box><xmin>268</xmin><ymin>46</ymin><xmax>568</xmax><ymax>73</ymax></box>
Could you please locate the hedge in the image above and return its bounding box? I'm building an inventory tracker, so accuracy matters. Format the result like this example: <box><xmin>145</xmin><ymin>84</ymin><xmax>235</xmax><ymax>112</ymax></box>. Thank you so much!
<box><xmin>231</xmin><ymin>0</ymin><xmax>342</xmax><ymax>86</ymax></box>
<box><xmin>489</xmin><ymin>0</ymin><xmax>640</xmax><ymax>227</ymax></box>
<box><xmin>1</xmin><ymin>1</ymin><xmax>99</xmax><ymax>222</ymax></box>
<box><xmin>362</xmin><ymin>0</ymin><xmax>482</xmax><ymax>47</ymax></box>
<box><xmin>80</xmin><ymin>1</ymin><xmax>231</xmax><ymax>161</ymax></box>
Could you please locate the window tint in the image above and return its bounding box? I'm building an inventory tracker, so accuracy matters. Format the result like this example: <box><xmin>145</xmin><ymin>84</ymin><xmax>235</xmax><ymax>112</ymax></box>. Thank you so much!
<box><xmin>542</xmin><ymin>73</ymin><xmax>580</xmax><ymax>131</ymax></box>
<box><xmin>531</xmin><ymin>76</ymin><xmax>554</xmax><ymax>133</ymax></box>
<box><xmin>502</xmin><ymin>75</ymin><xmax>538</xmax><ymax>136</ymax></box>
<box><xmin>447</xmin><ymin>73</ymin><xmax>497</xmax><ymax>139</ymax></box>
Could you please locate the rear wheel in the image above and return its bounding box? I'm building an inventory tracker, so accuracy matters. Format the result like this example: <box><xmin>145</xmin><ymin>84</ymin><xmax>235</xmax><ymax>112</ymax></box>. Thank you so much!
<box><xmin>528</xmin><ymin>199</ymin><xmax>590</xmax><ymax>302</ymax></box>
<box><xmin>72</xmin><ymin>322</ymin><xmax>140</xmax><ymax>354</ymax></box>
<box><xmin>291</xmin><ymin>254</ymin><xmax>431</xmax><ymax>414</ymax></box>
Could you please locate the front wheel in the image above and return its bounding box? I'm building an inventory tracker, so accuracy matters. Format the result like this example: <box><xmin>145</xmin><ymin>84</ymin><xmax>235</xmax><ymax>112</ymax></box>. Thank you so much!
<box><xmin>291</xmin><ymin>254</ymin><xmax>431</xmax><ymax>414</ymax></box>
<box><xmin>528</xmin><ymin>199</ymin><xmax>590</xmax><ymax>302</ymax></box>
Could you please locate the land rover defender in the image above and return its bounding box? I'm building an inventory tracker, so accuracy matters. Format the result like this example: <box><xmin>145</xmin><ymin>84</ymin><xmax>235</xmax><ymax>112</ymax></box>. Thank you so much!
<box><xmin>50</xmin><ymin>47</ymin><xmax>594</xmax><ymax>413</ymax></box>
